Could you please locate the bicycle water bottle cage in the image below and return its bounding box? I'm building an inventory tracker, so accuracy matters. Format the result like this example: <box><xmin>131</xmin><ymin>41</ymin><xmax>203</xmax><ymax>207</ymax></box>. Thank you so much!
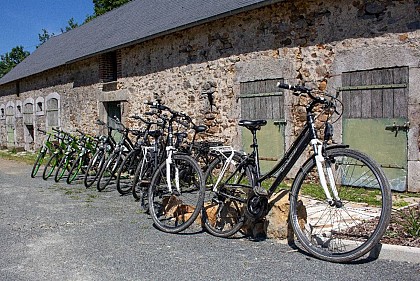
<box><xmin>238</xmin><ymin>120</ymin><xmax>267</xmax><ymax>131</ymax></box>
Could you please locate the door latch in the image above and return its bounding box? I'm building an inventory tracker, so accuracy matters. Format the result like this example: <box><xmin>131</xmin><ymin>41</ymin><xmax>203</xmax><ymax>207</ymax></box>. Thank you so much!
<box><xmin>385</xmin><ymin>122</ymin><xmax>410</xmax><ymax>137</ymax></box>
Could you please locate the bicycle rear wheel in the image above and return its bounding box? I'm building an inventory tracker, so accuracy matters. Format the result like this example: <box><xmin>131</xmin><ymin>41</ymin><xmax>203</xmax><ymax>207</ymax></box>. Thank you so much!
<box><xmin>148</xmin><ymin>154</ymin><xmax>205</xmax><ymax>233</ymax></box>
<box><xmin>203</xmin><ymin>152</ymin><xmax>251</xmax><ymax>238</ymax></box>
<box><xmin>132</xmin><ymin>150</ymin><xmax>155</xmax><ymax>210</ymax></box>
<box><xmin>289</xmin><ymin>147</ymin><xmax>391</xmax><ymax>263</ymax></box>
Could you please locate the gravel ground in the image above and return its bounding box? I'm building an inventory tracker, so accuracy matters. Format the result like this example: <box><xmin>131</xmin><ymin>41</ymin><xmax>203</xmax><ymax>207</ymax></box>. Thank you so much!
<box><xmin>0</xmin><ymin>159</ymin><xmax>419</xmax><ymax>281</ymax></box>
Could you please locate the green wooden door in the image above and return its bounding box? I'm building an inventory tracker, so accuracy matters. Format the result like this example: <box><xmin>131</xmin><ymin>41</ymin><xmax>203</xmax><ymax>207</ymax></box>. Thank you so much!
<box><xmin>240</xmin><ymin>79</ymin><xmax>285</xmax><ymax>174</ymax></box>
<box><xmin>341</xmin><ymin>67</ymin><xmax>408</xmax><ymax>191</ymax></box>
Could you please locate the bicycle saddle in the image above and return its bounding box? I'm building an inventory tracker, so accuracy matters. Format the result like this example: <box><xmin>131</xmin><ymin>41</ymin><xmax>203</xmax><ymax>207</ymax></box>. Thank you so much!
<box><xmin>193</xmin><ymin>125</ymin><xmax>207</xmax><ymax>133</ymax></box>
<box><xmin>238</xmin><ymin>119</ymin><xmax>267</xmax><ymax>131</ymax></box>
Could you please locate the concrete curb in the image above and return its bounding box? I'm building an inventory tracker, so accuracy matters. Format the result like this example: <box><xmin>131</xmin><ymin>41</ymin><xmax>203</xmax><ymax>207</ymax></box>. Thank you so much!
<box><xmin>275</xmin><ymin>239</ymin><xmax>420</xmax><ymax>264</ymax></box>
<box><xmin>378</xmin><ymin>243</ymin><xmax>420</xmax><ymax>264</ymax></box>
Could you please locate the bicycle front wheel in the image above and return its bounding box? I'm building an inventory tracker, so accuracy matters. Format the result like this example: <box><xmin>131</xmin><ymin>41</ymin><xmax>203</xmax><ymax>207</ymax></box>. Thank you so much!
<box><xmin>97</xmin><ymin>153</ymin><xmax>122</xmax><ymax>191</ymax></box>
<box><xmin>67</xmin><ymin>154</ymin><xmax>84</xmax><ymax>184</ymax></box>
<box><xmin>84</xmin><ymin>149</ymin><xmax>106</xmax><ymax>188</ymax></box>
<box><xmin>31</xmin><ymin>150</ymin><xmax>46</xmax><ymax>178</ymax></box>
<box><xmin>148</xmin><ymin>154</ymin><xmax>205</xmax><ymax>233</ymax></box>
<box><xmin>42</xmin><ymin>154</ymin><xmax>60</xmax><ymax>180</ymax></box>
<box><xmin>116</xmin><ymin>149</ymin><xmax>142</xmax><ymax>195</ymax></box>
<box><xmin>289</xmin><ymin>147</ymin><xmax>391</xmax><ymax>263</ymax></box>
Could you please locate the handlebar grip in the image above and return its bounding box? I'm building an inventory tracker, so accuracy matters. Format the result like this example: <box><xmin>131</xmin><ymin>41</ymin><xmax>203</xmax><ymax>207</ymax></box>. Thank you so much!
<box><xmin>277</xmin><ymin>82</ymin><xmax>312</xmax><ymax>94</ymax></box>
<box><xmin>277</xmin><ymin>82</ymin><xmax>292</xmax><ymax>90</ymax></box>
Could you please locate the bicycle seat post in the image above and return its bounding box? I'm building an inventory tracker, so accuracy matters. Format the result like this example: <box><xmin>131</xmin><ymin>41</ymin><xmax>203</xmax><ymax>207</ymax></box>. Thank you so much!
<box><xmin>250</xmin><ymin>129</ymin><xmax>262</xmax><ymax>179</ymax></box>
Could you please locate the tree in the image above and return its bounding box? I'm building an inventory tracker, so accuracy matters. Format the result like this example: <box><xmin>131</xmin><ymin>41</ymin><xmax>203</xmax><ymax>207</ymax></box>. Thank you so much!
<box><xmin>93</xmin><ymin>0</ymin><xmax>132</xmax><ymax>17</ymax></box>
<box><xmin>38</xmin><ymin>29</ymin><xmax>55</xmax><ymax>47</ymax></box>
<box><xmin>0</xmin><ymin>46</ymin><xmax>30</xmax><ymax>78</ymax></box>
<box><xmin>61</xmin><ymin>17</ymin><xmax>79</xmax><ymax>33</ymax></box>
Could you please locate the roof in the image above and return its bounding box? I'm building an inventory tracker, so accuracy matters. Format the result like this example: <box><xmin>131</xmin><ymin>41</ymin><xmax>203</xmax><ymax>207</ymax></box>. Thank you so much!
<box><xmin>0</xmin><ymin>0</ymin><xmax>282</xmax><ymax>85</ymax></box>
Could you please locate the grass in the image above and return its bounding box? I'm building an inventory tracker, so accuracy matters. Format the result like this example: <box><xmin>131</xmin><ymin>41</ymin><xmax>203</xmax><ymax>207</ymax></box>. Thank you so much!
<box><xmin>0</xmin><ymin>149</ymin><xmax>37</xmax><ymax>164</ymax></box>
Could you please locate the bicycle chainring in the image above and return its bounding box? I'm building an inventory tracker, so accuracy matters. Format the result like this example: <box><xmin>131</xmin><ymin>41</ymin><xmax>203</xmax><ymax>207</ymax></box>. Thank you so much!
<box><xmin>245</xmin><ymin>194</ymin><xmax>268</xmax><ymax>220</ymax></box>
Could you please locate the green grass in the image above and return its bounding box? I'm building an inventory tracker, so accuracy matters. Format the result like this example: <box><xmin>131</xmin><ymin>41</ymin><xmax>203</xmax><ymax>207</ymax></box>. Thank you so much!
<box><xmin>0</xmin><ymin>149</ymin><xmax>37</xmax><ymax>164</ymax></box>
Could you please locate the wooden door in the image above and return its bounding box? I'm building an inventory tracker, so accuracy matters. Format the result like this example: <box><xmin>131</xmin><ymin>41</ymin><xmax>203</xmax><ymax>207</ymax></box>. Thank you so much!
<box><xmin>341</xmin><ymin>67</ymin><xmax>409</xmax><ymax>191</ymax></box>
<box><xmin>240</xmin><ymin>79</ymin><xmax>285</xmax><ymax>174</ymax></box>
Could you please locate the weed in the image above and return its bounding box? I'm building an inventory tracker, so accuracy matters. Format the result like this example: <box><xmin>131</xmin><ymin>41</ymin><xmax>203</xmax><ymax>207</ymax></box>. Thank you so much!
<box><xmin>400</xmin><ymin>204</ymin><xmax>420</xmax><ymax>237</ymax></box>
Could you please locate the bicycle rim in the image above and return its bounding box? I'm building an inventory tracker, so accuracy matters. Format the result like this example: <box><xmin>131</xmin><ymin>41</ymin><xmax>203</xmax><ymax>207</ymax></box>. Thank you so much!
<box><xmin>148</xmin><ymin>154</ymin><xmax>205</xmax><ymax>233</ymax></box>
<box><xmin>289</xmin><ymin>147</ymin><xmax>391</xmax><ymax>263</ymax></box>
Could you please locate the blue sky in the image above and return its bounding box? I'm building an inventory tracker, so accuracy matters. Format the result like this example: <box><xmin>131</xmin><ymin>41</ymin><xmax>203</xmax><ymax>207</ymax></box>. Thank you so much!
<box><xmin>0</xmin><ymin>0</ymin><xmax>94</xmax><ymax>56</ymax></box>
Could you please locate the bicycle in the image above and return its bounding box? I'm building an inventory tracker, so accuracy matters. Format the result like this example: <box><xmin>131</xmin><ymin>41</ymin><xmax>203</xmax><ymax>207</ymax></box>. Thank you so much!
<box><xmin>30</xmin><ymin>128</ymin><xmax>60</xmax><ymax>178</ymax></box>
<box><xmin>83</xmin><ymin>120</ymin><xmax>116</xmax><ymax>188</ymax></box>
<box><xmin>66</xmin><ymin>131</ymin><xmax>97</xmax><ymax>184</ymax></box>
<box><xmin>54</xmin><ymin>133</ymin><xmax>80</xmax><ymax>182</ymax></box>
<box><xmin>116</xmin><ymin>114</ymin><xmax>161</xmax><ymax>199</ymax></box>
<box><xmin>96</xmin><ymin>117</ymin><xmax>135</xmax><ymax>191</ymax></box>
<box><xmin>203</xmin><ymin>82</ymin><xmax>391</xmax><ymax>262</ymax></box>
<box><xmin>42</xmin><ymin>128</ymin><xmax>69</xmax><ymax>180</ymax></box>
<box><xmin>146</xmin><ymin>102</ymin><xmax>206</xmax><ymax>233</ymax></box>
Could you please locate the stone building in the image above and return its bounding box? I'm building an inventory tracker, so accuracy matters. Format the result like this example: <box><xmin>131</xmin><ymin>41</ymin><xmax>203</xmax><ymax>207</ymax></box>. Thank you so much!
<box><xmin>0</xmin><ymin>0</ymin><xmax>419</xmax><ymax>192</ymax></box>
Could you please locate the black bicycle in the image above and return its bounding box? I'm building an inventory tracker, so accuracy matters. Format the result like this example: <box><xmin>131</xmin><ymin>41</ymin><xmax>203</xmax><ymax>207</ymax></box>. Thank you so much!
<box><xmin>203</xmin><ymin>82</ymin><xmax>391</xmax><ymax>263</ymax></box>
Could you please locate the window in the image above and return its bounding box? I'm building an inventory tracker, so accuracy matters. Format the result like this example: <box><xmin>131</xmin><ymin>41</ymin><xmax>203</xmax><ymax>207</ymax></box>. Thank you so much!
<box><xmin>23</xmin><ymin>98</ymin><xmax>35</xmax><ymax>146</ymax></box>
<box><xmin>45</xmin><ymin>93</ymin><xmax>60</xmax><ymax>129</ymax></box>
<box><xmin>341</xmin><ymin>67</ymin><xmax>408</xmax><ymax>118</ymax></box>
<box><xmin>100</xmin><ymin>50</ymin><xmax>121</xmax><ymax>83</ymax></box>
<box><xmin>15</xmin><ymin>100</ymin><xmax>23</xmax><ymax>118</ymax></box>
<box><xmin>35</xmin><ymin>97</ymin><xmax>45</xmax><ymax>116</ymax></box>
<box><xmin>23</xmin><ymin>101</ymin><xmax>34</xmax><ymax>126</ymax></box>
<box><xmin>239</xmin><ymin>78</ymin><xmax>285</xmax><ymax>120</ymax></box>
<box><xmin>0</xmin><ymin>104</ymin><xmax>5</xmax><ymax>120</ymax></box>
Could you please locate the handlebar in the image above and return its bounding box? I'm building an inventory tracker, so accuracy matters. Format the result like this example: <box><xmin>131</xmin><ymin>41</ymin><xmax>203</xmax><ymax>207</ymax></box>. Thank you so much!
<box><xmin>277</xmin><ymin>82</ymin><xmax>312</xmax><ymax>94</ymax></box>
<box><xmin>278</xmin><ymin>82</ymin><xmax>338</xmax><ymax>113</ymax></box>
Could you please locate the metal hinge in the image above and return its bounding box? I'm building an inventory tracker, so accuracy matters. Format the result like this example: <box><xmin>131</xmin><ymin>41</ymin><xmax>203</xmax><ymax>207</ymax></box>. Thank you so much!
<box><xmin>385</xmin><ymin>121</ymin><xmax>410</xmax><ymax>136</ymax></box>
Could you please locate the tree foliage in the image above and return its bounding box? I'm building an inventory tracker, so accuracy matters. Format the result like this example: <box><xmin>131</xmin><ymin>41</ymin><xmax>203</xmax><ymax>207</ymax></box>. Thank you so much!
<box><xmin>93</xmin><ymin>0</ymin><xmax>132</xmax><ymax>17</ymax></box>
<box><xmin>0</xmin><ymin>46</ymin><xmax>30</xmax><ymax>78</ymax></box>
<box><xmin>1</xmin><ymin>0</ymin><xmax>132</xmax><ymax>77</ymax></box>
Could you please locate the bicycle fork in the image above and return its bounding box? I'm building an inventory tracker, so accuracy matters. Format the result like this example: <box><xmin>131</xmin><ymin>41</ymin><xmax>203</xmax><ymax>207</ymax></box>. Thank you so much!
<box><xmin>165</xmin><ymin>146</ymin><xmax>180</xmax><ymax>194</ymax></box>
<box><xmin>311</xmin><ymin>139</ymin><xmax>342</xmax><ymax>207</ymax></box>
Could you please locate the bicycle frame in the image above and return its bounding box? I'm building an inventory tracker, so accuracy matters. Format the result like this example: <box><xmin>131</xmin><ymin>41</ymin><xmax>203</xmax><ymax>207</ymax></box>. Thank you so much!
<box><xmin>211</xmin><ymin>97</ymin><xmax>343</xmax><ymax>204</ymax></box>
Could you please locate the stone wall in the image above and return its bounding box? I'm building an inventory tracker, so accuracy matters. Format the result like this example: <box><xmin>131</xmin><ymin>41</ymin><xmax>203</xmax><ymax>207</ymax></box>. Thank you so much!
<box><xmin>0</xmin><ymin>0</ymin><xmax>419</xmax><ymax>190</ymax></box>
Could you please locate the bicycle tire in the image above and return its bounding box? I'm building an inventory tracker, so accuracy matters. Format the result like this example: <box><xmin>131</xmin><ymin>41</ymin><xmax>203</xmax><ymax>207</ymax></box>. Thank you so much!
<box><xmin>96</xmin><ymin>153</ymin><xmax>122</xmax><ymax>191</ymax></box>
<box><xmin>289</xmin><ymin>147</ymin><xmax>391</xmax><ymax>263</ymax></box>
<box><xmin>42</xmin><ymin>154</ymin><xmax>60</xmax><ymax>180</ymax></box>
<box><xmin>132</xmin><ymin>150</ymin><xmax>155</xmax><ymax>209</ymax></box>
<box><xmin>116</xmin><ymin>149</ymin><xmax>142</xmax><ymax>195</ymax></box>
<box><xmin>66</xmin><ymin>154</ymin><xmax>84</xmax><ymax>184</ymax></box>
<box><xmin>31</xmin><ymin>150</ymin><xmax>46</xmax><ymax>178</ymax></box>
<box><xmin>203</xmin><ymin>151</ymin><xmax>252</xmax><ymax>238</ymax></box>
<box><xmin>84</xmin><ymin>149</ymin><xmax>105</xmax><ymax>188</ymax></box>
<box><xmin>148</xmin><ymin>153</ymin><xmax>205</xmax><ymax>233</ymax></box>
<box><xmin>55</xmin><ymin>153</ymin><xmax>74</xmax><ymax>182</ymax></box>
